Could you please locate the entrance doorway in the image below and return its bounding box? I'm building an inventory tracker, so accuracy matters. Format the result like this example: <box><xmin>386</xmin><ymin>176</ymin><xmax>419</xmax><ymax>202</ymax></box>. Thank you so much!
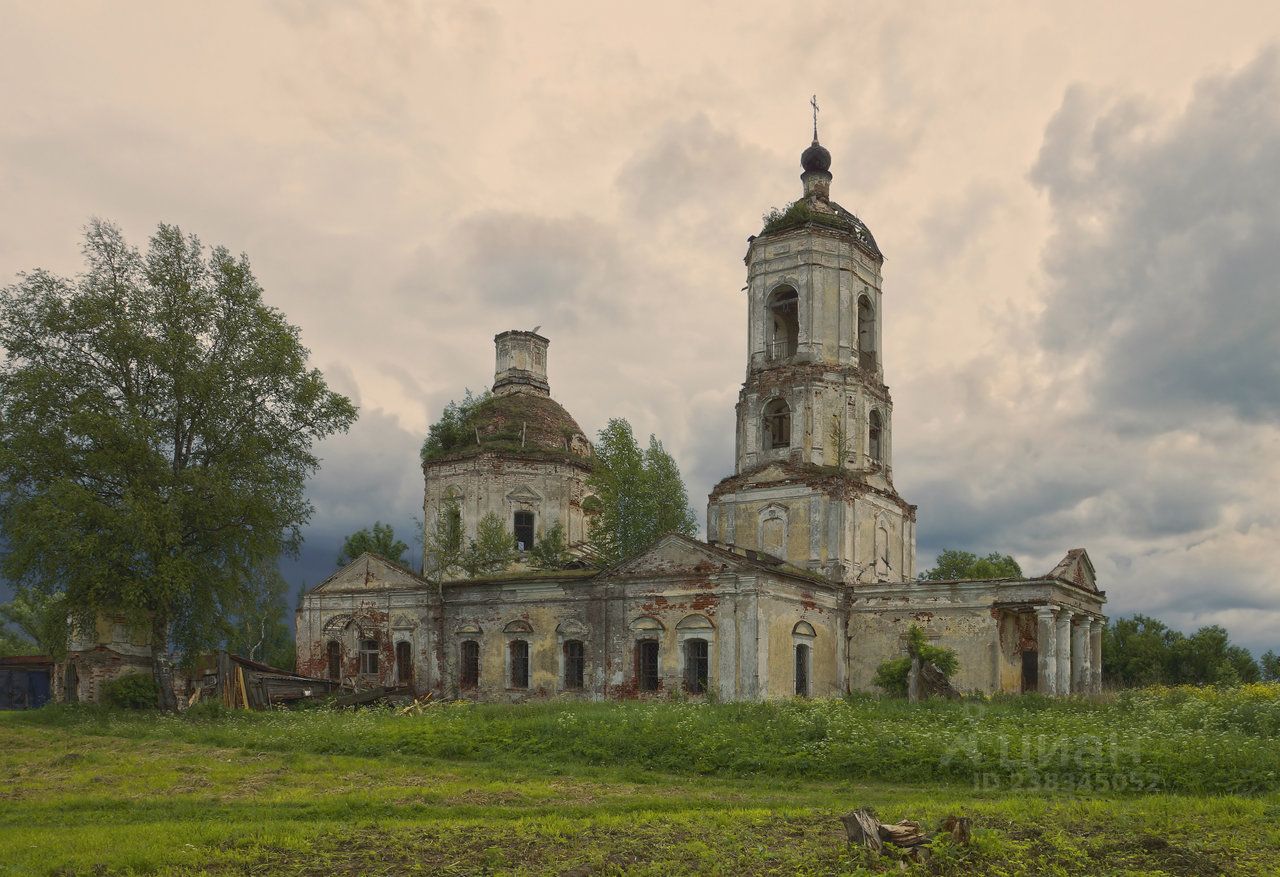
<box><xmin>1021</xmin><ymin>650</ymin><xmax>1038</xmax><ymax>692</ymax></box>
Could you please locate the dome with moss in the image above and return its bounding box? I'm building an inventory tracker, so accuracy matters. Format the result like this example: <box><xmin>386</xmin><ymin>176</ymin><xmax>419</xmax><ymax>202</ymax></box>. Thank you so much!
<box><xmin>420</xmin><ymin>331</ymin><xmax>593</xmax><ymax>469</ymax></box>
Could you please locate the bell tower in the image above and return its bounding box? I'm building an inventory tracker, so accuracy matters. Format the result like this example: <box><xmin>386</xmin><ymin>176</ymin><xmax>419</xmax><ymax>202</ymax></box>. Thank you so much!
<box><xmin>707</xmin><ymin>124</ymin><xmax>916</xmax><ymax>584</ymax></box>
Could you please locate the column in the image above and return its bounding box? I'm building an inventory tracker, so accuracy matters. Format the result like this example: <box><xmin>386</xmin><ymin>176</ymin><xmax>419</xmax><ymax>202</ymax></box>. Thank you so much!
<box><xmin>1089</xmin><ymin>618</ymin><xmax>1104</xmax><ymax>693</ymax></box>
<box><xmin>1055</xmin><ymin>610</ymin><xmax>1073</xmax><ymax>696</ymax></box>
<box><xmin>1072</xmin><ymin>617</ymin><xmax>1090</xmax><ymax>694</ymax></box>
<box><xmin>1035</xmin><ymin>606</ymin><xmax>1058</xmax><ymax>696</ymax></box>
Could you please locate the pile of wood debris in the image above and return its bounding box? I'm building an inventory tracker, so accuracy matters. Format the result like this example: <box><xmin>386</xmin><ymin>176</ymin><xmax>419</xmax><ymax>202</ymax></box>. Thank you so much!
<box><xmin>840</xmin><ymin>807</ymin><xmax>971</xmax><ymax>864</ymax></box>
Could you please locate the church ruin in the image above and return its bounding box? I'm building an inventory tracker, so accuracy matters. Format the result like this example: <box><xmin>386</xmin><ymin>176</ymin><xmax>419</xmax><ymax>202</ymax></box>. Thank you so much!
<box><xmin>296</xmin><ymin>130</ymin><xmax>1106</xmax><ymax>700</ymax></box>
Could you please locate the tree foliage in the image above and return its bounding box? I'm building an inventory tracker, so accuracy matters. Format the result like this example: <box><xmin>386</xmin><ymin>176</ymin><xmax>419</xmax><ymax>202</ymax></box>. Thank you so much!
<box><xmin>586</xmin><ymin>419</ymin><xmax>698</xmax><ymax>565</ymax></box>
<box><xmin>462</xmin><ymin>512</ymin><xmax>517</xmax><ymax>578</ymax></box>
<box><xmin>423</xmin><ymin>496</ymin><xmax>465</xmax><ymax>585</ymax></box>
<box><xmin>100</xmin><ymin>673</ymin><xmax>159</xmax><ymax>710</ymax></box>
<box><xmin>420</xmin><ymin>389</ymin><xmax>490</xmax><ymax>462</ymax></box>
<box><xmin>0</xmin><ymin>625</ymin><xmax>35</xmax><ymax>657</ymax></box>
<box><xmin>1102</xmin><ymin>614</ymin><xmax>1261</xmax><ymax>687</ymax></box>
<box><xmin>1262</xmin><ymin>650</ymin><xmax>1280</xmax><ymax>683</ymax></box>
<box><xmin>221</xmin><ymin>565</ymin><xmax>295</xmax><ymax>671</ymax></box>
<box><xmin>336</xmin><ymin>521</ymin><xmax>409</xmax><ymax>568</ymax></box>
<box><xmin>529</xmin><ymin>521</ymin><xmax>573</xmax><ymax>570</ymax></box>
<box><xmin>918</xmin><ymin>549</ymin><xmax>1023</xmax><ymax>581</ymax></box>
<box><xmin>873</xmin><ymin>625</ymin><xmax>959</xmax><ymax>697</ymax></box>
<box><xmin>0</xmin><ymin>589</ymin><xmax>69</xmax><ymax>659</ymax></box>
<box><xmin>0</xmin><ymin>220</ymin><xmax>356</xmax><ymax>703</ymax></box>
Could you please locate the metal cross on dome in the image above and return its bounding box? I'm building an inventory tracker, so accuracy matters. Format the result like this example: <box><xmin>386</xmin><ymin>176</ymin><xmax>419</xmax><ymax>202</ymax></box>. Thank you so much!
<box><xmin>810</xmin><ymin>94</ymin><xmax>819</xmax><ymax>141</ymax></box>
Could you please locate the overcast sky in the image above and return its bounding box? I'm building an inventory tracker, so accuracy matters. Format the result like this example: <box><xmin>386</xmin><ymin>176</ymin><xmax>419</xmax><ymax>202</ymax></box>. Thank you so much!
<box><xmin>2</xmin><ymin>2</ymin><xmax>1279</xmax><ymax>654</ymax></box>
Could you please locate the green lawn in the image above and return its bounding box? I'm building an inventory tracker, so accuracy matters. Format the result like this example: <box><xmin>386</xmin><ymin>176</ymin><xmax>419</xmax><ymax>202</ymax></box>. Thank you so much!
<box><xmin>3</xmin><ymin>687</ymin><xmax>1278</xmax><ymax>875</ymax></box>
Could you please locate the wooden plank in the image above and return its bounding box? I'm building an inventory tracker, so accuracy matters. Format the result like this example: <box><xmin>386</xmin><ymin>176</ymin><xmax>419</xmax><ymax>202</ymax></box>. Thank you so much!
<box><xmin>236</xmin><ymin>665</ymin><xmax>250</xmax><ymax>711</ymax></box>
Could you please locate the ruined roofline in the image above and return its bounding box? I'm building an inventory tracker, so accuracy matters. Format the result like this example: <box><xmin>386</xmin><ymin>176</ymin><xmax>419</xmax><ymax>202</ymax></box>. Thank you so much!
<box><xmin>441</xmin><ymin>567</ymin><xmax>600</xmax><ymax>587</ymax></box>
<box><xmin>421</xmin><ymin>444</ymin><xmax>593</xmax><ymax>473</ymax></box>
<box><xmin>855</xmin><ymin>575</ymin><xmax>1106</xmax><ymax>601</ymax></box>
<box><xmin>708</xmin><ymin>463</ymin><xmax>917</xmax><ymax>520</ymax></box>
<box><xmin>593</xmin><ymin>531</ymin><xmax>837</xmax><ymax>590</ymax></box>
<box><xmin>302</xmin><ymin>551</ymin><xmax>431</xmax><ymax>597</ymax></box>
<box><xmin>747</xmin><ymin>206</ymin><xmax>883</xmax><ymax>264</ymax></box>
<box><xmin>744</xmin><ymin>360</ymin><xmax>891</xmax><ymax>397</ymax></box>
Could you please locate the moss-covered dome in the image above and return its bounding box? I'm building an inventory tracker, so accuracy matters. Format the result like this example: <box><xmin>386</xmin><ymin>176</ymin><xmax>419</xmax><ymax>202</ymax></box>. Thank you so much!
<box><xmin>423</xmin><ymin>390</ymin><xmax>592</xmax><ymax>467</ymax></box>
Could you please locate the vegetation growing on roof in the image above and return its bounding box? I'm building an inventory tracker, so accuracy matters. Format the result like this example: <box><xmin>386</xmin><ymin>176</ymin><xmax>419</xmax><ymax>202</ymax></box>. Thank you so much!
<box><xmin>420</xmin><ymin>389</ymin><xmax>491</xmax><ymax>462</ymax></box>
<box><xmin>420</xmin><ymin>390</ymin><xmax>587</xmax><ymax>465</ymax></box>
<box><xmin>760</xmin><ymin>199</ymin><xmax>859</xmax><ymax>236</ymax></box>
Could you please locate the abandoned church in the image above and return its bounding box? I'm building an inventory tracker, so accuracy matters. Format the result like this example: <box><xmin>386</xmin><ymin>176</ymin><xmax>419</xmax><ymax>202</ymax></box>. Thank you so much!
<box><xmin>296</xmin><ymin>133</ymin><xmax>1107</xmax><ymax>700</ymax></box>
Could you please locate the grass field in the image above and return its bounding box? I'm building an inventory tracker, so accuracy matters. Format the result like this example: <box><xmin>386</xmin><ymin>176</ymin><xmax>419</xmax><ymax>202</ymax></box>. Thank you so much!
<box><xmin>2</xmin><ymin>686</ymin><xmax>1279</xmax><ymax>876</ymax></box>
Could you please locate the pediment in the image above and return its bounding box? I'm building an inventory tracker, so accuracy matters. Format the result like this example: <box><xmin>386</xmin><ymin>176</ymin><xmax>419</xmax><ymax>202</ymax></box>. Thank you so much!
<box><xmin>507</xmin><ymin>485</ymin><xmax>542</xmax><ymax>503</ymax></box>
<box><xmin>1046</xmin><ymin>548</ymin><xmax>1097</xmax><ymax>591</ymax></box>
<box><xmin>603</xmin><ymin>533</ymin><xmax>745</xmax><ymax>579</ymax></box>
<box><xmin>310</xmin><ymin>553</ymin><xmax>427</xmax><ymax>594</ymax></box>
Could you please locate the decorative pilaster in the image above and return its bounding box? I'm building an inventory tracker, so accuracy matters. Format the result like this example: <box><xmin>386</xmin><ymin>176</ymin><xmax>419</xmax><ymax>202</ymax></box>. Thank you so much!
<box><xmin>1072</xmin><ymin>618</ymin><xmax>1090</xmax><ymax>694</ymax></box>
<box><xmin>1035</xmin><ymin>606</ymin><xmax>1058</xmax><ymax>696</ymax></box>
<box><xmin>1089</xmin><ymin>618</ymin><xmax>1104</xmax><ymax>693</ymax></box>
<box><xmin>1055</xmin><ymin>611</ymin><xmax>1073</xmax><ymax>696</ymax></box>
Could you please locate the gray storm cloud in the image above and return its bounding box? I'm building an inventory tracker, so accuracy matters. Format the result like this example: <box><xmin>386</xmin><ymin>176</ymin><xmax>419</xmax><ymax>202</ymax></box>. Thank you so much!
<box><xmin>1</xmin><ymin>4</ymin><xmax>1278</xmax><ymax>654</ymax></box>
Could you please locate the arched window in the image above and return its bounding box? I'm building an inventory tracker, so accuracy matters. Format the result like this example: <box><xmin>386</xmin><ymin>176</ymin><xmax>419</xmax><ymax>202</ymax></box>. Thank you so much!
<box><xmin>635</xmin><ymin>640</ymin><xmax>660</xmax><ymax>691</ymax></box>
<box><xmin>868</xmin><ymin>409</ymin><xmax>883</xmax><ymax>464</ymax></box>
<box><xmin>563</xmin><ymin>640</ymin><xmax>585</xmax><ymax>689</ymax></box>
<box><xmin>459</xmin><ymin>640</ymin><xmax>480</xmax><ymax>689</ymax></box>
<box><xmin>326</xmin><ymin>641</ymin><xmax>341</xmax><ymax>681</ymax></box>
<box><xmin>792</xmin><ymin>621</ymin><xmax>815</xmax><ymax>697</ymax></box>
<box><xmin>437</xmin><ymin>489</ymin><xmax>464</xmax><ymax>556</ymax></box>
<box><xmin>763</xmin><ymin>398</ymin><xmax>791</xmax><ymax>450</ymax></box>
<box><xmin>395</xmin><ymin>641</ymin><xmax>413</xmax><ymax>685</ymax></box>
<box><xmin>857</xmin><ymin>294</ymin><xmax>876</xmax><ymax>370</ymax></box>
<box><xmin>683</xmin><ymin>638</ymin><xmax>709</xmax><ymax>694</ymax></box>
<box><xmin>795</xmin><ymin>643</ymin><xmax>811</xmax><ymax>696</ymax></box>
<box><xmin>509</xmin><ymin>640</ymin><xmax>530</xmax><ymax>688</ymax></box>
<box><xmin>513</xmin><ymin>511</ymin><xmax>535</xmax><ymax>551</ymax></box>
<box><xmin>767</xmin><ymin>287</ymin><xmax>799</xmax><ymax>360</ymax></box>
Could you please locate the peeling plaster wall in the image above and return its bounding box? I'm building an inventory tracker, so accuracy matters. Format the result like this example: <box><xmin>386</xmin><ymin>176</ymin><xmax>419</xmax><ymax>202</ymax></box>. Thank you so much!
<box><xmin>707</xmin><ymin>220</ymin><xmax>916</xmax><ymax>586</ymax></box>
<box><xmin>709</xmin><ymin>477</ymin><xmax>915</xmax><ymax>584</ymax></box>
<box><xmin>423</xmin><ymin>453</ymin><xmax>592</xmax><ymax>561</ymax></box>
<box><xmin>846</xmin><ymin>579</ymin><xmax>1106</xmax><ymax>694</ymax></box>
<box><xmin>758</xmin><ymin>584</ymin><xmax>843</xmax><ymax>698</ymax></box>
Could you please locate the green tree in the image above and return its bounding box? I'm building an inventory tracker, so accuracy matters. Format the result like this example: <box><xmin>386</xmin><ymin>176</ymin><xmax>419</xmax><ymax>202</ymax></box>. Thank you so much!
<box><xmin>1103</xmin><ymin>616</ymin><xmax>1261</xmax><ymax>687</ymax></box>
<box><xmin>0</xmin><ymin>589</ymin><xmax>69</xmax><ymax>659</ymax></box>
<box><xmin>586</xmin><ymin>419</ymin><xmax>698</xmax><ymax>565</ymax></box>
<box><xmin>222</xmin><ymin>565</ymin><xmax>295</xmax><ymax>670</ymax></box>
<box><xmin>0</xmin><ymin>626</ymin><xmax>35</xmax><ymax>657</ymax></box>
<box><xmin>918</xmin><ymin>549</ymin><xmax>1023</xmax><ymax>581</ymax></box>
<box><xmin>873</xmin><ymin>625</ymin><xmax>959</xmax><ymax>697</ymax></box>
<box><xmin>423</xmin><ymin>496</ymin><xmax>466</xmax><ymax>585</ymax></box>
<box><xmin>1102</xmin><ymin>615</ymin><xmax>1177</xmax><ymax>686</ymax></box>
<box><xmin>462</xmin><ymin>512</ymin><xmax>516</xmax><ymax>577</ymax></box>
<box><xmin>0</xmin><ymin>220</ymin><xmax>356</xmax><ymax>708</ymax></box>
<box><xmin>420</xmin><ymin>389</ymin><xmax>490</xmax><ymax>462</ymax></box>
<box><xmin>1170</xmin><ymin>625</ymin><xmax>1260</xmax><ymax>686</ymax></box>
<box><xmin>336</xmin><ymin>521</ymin><xmax>409</xmax><ymax>567</ymax></box>
<box><xmin>1262</xmin><ymin>650</ymin><xmax>1280</xmax><ymax>683</ymax></box>
<box><xmin>529</xmin><ymin>521</ymin><xmax>572</xmax><ymax>570</ymax></box>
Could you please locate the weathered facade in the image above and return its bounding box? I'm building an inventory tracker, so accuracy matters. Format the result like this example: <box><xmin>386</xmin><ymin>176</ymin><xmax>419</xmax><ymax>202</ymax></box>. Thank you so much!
<box><xmin>296</xmin><ymin>132</ymin><xmax>1106</xmax><ymax>699</ymax></box>
<box><xmin>57</xmin><ymin>613</ymin><xmax>156</xmax><ymax>704</ymax></box>
<box><xmin>422</xmin><ymin>331</ymin><xmax>595</xmax><ymax>558</ymax></box>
